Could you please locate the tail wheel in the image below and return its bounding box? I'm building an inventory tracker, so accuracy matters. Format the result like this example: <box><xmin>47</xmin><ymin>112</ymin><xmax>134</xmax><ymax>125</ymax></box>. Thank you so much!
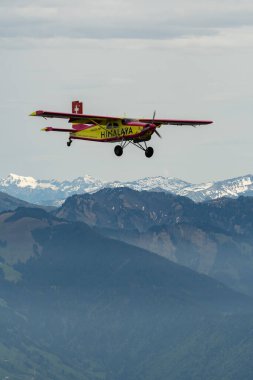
<box><xmin>67</xmin><ymin>140</ymin><xmax>72</xmax><ymax>147</ymax></box>
<box><xmin>114</xmin><ymin>145</ymin><xmax>123</xmax><ymax>157</ymax></box>
<box><xmin>145</xmin><ymin>147</ymin><xmax>154</xmax><ymax>158</ymax></box>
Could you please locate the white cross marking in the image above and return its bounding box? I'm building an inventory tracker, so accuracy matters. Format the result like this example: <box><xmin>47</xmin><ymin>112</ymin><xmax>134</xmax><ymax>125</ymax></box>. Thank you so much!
<box><xmin>74</xmin><ymin>104</ymin><xmax>80</xmax><ymax>113</ymax></box>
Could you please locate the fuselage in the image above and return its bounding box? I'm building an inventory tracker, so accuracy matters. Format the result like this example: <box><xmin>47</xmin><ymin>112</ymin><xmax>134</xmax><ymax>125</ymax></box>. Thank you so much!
<box><xmin>71</xmin><ymin>120</ymin><xmax>155</xmax><ymax>143</ymax></box>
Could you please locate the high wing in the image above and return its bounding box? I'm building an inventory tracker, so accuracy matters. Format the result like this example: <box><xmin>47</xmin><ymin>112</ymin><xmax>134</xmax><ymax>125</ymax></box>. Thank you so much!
<box><xmin>30</xmin><ymin>110</ymin><xmax>213</xmax><ymax>126</ymax></box>
<box><xmin>139</xmin><ymin>118</ymin><xmax>213</xmax><ymax>126</ymax></box>
<box><xmin>30</xmin><ymin>110</ymin><xmax>122</xmax><ymax>125</ymax></box>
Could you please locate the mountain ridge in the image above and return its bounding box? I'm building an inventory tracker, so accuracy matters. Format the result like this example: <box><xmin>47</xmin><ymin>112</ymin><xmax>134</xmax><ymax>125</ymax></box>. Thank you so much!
<box><xmin>1</xmin><ymin>207</ymin><xmax>253</xmax><ymax>378</ymax></box>
<box><xmin>1</xmin><ymin>173</ymin><xmax>253</xmax><ymax>206</ymax></box>
<box><xmin>55</xmin><ymin>188</ymin><xmax>253</xmax><ymax>296</ymax></box>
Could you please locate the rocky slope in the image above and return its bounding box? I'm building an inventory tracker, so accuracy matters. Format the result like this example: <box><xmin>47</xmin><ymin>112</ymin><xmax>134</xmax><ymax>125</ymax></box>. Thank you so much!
<box><xmin>55</xmin><ymin>188</ymin><xmax>253</xmax><ymax>295</ymax></box>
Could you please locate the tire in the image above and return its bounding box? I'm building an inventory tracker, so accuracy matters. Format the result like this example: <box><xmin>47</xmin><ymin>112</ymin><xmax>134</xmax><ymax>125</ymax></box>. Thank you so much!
<box><xmin>145</xmin><ymin>147</ymin><xmax>154</xmax><ymax>158</ymax></box>
<box><xmin>114</xmin><ymin>145</ymin><xmax>123</xmax><ymax>156</ymax></box>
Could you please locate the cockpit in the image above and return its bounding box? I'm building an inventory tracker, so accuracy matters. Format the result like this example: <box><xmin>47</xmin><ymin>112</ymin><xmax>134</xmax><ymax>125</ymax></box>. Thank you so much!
<box><xmin>106</xmin><ymin>122</ymin><xmax>119</xmax><ymax>129</ymax></box>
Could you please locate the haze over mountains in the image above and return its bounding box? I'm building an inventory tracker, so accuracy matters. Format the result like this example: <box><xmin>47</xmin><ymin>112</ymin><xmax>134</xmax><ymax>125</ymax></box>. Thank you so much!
<box><xmin>0</xmin><ymin>191</ymin><xmax>32</xmax><ymax>212</ymax></box>
<box><xmin>1</xmin><ymin>173</ymin><xmax>253</xmax><ymax>206</ymax></box>
<box><xmin>2</xmin><ymin>183</ymin><xmax>253</xmax><ymax>296</ymax></box>
<box><xmin>2</xmin><ymin>176</ymin><xmax>253</xmax><ymax>378</ymax></box>
<box><xmin>56</xmin><ymin>188</ymin><xmax>253</xmax><ymax>296</ymax></box>
<box><xmin>0</xmin><ymin>206</ymin><xmax>253</xmax><ymax>379</ymax></box>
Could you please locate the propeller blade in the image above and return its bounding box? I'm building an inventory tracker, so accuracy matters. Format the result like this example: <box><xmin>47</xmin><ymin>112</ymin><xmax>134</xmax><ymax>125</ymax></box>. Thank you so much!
<box><xmin>155</xmin><ymin>129</ymin><xmax>162</xmax><ymax>139</ymax></box>
<box><xmin>151</xmin><ymin>110</ymin><xmax>161</xmax><ymax>138</ymax></box>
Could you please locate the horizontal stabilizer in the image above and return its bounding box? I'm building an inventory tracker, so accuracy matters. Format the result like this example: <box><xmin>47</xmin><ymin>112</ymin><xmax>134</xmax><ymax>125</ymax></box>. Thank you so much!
<box><xmin>41</xmin><ymin>127</ymin><xmax>77</xmax><ymax>133</ymax></box>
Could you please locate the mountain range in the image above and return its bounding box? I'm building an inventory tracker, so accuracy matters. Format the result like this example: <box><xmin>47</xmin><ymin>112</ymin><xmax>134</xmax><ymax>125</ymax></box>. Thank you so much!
<box><xmin>0</xmin><ymin>206</ymin><xmax>253</xmax><ymax>379</ymax></box>
<box><xmin>1</xmin><ymin>173</ymin><xmax>253</xmax><ymax>206</ymax></box>
<box><xmin>1</xmin><ymin>185</ymin><xmax>253</xmax><ymax>378</ymax></box>
<box><xmin>55</xmin><ymin>188</ymin><xmax>253</xmax><ymax>296</ymax></box>
<box><xmin>2</xmin><ymin>179</ymin><xmax>253</xmax><ymax>378</ymax></box>
<box><xmin>2</xmin><ymin>184</ymin><xmax>253</xmax><ymax>297</ymax></box>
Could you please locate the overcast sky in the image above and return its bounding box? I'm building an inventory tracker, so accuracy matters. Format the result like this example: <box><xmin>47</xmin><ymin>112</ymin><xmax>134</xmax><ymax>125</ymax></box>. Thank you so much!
<box><xmin>0</xmin><ymin>0</ymin><xmax>253</xmax><ymax>183</ymax></box>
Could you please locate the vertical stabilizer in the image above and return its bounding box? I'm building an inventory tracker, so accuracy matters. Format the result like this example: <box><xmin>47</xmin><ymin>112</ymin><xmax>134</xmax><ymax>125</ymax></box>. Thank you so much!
<box><xmin>72</xmin><ymin>100</ymin><xmax>83</xmax><ymax>114</ymax></box>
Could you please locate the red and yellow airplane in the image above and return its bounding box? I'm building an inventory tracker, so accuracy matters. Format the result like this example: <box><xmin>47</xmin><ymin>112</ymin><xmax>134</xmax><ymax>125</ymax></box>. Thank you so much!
<box><xmin>30</xmin><ymin>100</ymin><xmax>213</xmax><ymax>158</ymax></box>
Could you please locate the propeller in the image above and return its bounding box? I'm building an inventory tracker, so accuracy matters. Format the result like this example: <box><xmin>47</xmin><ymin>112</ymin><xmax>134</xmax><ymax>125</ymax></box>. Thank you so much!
<box><xmin>152</xmin><ymin>110</ymin><xmax>162</xmax><ymax>139</ymax></box>
<box><xmin>154</xmin><ymin>129</ymin><xmax>162</xmax><ymax>138</ymax></box>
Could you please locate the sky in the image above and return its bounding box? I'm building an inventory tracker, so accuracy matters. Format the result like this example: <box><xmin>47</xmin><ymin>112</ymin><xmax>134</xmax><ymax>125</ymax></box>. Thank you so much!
<box><xmin>0</xmin><ymin>0</ymin><xmax>253</xmax><ymax>183</ymax></box>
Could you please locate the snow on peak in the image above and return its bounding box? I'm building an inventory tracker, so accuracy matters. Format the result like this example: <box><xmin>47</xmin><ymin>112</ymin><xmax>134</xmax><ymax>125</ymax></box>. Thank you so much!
<box><xmin>74</xmin><ymin>174</ymin><xmax>105</xmax><ymax>185</ymax></box>
<box><xmin>1</xmin><ymin>173</ymin><xmax>253</xmax><ymax>206</ymax></box>
<box><xmin>1</xmin><ymin>173</ymin><xmax>58</xmax><ymax>190</ymax></box>
<box><xmin>107</xmin><ymin>176</ymin><xmax>190</xmax><ymax>193</ymax></box>
<box><xmin>3</xmin><ymin>173</ymin><xmax>38</xmax><ymax>188</ymax></box>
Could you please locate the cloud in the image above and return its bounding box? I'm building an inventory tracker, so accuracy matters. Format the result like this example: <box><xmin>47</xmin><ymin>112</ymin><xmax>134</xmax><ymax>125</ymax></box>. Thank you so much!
<box><xmin>1</xmin><ymin>1</ymin><xmax>253</xmax><ymax>184</ymax></box>
<box><xmin>1</xmin><ymin>0</ymin><xmax>253</xmax><ymax>43</ymax></box>
<box><xmin>1</xmin><ymin>26</ymin><xmax>253</xmax><ymax>52</ymax></box>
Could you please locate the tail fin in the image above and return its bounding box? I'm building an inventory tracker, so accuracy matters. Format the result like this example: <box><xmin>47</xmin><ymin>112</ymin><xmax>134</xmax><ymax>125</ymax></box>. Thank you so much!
<box><xmin>72</xmin><ymin>100</ymin><xmax>83</xmax><ymax>114</ymax></box>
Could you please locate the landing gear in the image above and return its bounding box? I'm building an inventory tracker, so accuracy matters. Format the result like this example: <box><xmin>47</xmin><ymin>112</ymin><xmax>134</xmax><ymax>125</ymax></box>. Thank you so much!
<box><xmin>145</xmin><ymin>147</ymin><xmax>154</xmax><ymax>158</ymax></box>
<box><xmin>114</xmin><ymin>145</ymin><xmax>123</xmax><ymax>156</ymax></box>
<box><xmin>67</xmin><ymin>139</ymin><xmax>72</xmax><ymax>147</ymax></box>
<box><xmin>113</xmin><ymin>140</ymin><xmax>154</xmax><ymax>158</ymax></box>
<box><xmin>131</xmin><ymin>141</ymin><xmax>154</xmax><ymax>158</ymax></box>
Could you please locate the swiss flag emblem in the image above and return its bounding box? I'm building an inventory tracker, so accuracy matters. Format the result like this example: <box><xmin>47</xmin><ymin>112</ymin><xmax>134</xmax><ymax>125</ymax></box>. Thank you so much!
<box><xmin>72</xmin><ymin>101</ymin><xmax>83</xmax><ymax>114</ymax></box>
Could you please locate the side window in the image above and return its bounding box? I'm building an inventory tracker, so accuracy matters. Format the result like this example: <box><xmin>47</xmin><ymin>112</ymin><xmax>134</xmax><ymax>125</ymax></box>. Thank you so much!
<box><xmin>107</xmin><ymin>122</ymin><xmax>118</xmax><ymax>129</ymax></box>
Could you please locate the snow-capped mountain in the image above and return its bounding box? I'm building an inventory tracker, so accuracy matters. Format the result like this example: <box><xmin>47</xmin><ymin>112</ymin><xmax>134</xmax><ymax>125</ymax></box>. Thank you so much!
<box><xmin>0</xmin><ymin>173</ymin><xmax>104</xmax><ymax>206</ymax></box>
<box><xmin>178</xmin><ymin>175</ymin><xmax>253</xmax><ymax>202</ymax></box>
<box><xmin>107</xmin><ymin>177</ymin><xmax>189</xmax><ymax>193</ymax></box>
<box><xmin>106</xmin><ymin>175</ymin><xmax>253</xmax><ymax>202</ymax></box>
<box><xmin>1</xmin><ymin>173</ymin><xmax>253</xmax><ymax>206</ymax></box>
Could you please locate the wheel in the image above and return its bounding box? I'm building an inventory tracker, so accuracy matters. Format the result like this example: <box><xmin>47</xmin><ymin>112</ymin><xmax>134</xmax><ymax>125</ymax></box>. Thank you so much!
<box><xmin>67</xmin><ymin>140</ymin><xmax>72</xmax><ymax>147</ymax></box>
<box><xmin>145</xmin><ymin>147</ymin><xmax>154</xmax><ymax>158</ymax></box>
<box><xmin>114</xmin><ymin>145</ymin><xmax>123</xmax><ymax>156</ymax></box>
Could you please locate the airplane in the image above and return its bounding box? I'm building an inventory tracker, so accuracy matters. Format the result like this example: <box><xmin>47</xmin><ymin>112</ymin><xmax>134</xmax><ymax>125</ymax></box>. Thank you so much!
<box><xmin>30</xmin><ymin>100</ymin><xmax>213</xmax><ymax>158</ymax></box>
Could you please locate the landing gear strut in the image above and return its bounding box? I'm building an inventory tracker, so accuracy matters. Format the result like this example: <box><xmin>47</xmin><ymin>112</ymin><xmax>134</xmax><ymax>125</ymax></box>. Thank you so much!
<box><xmin>132</xmin><ymin>141</ymin><xmax>154</xmax><ymax>158</ymax></box>
<box><xmin>114</xmin><ymin>140</ymin><xmax>154</xmax><ymax>158</ymax></box>
<box><xmin>67</xmin><ymin>139</ymin><xmax>72</xmax><ymax>147</ymax></box>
